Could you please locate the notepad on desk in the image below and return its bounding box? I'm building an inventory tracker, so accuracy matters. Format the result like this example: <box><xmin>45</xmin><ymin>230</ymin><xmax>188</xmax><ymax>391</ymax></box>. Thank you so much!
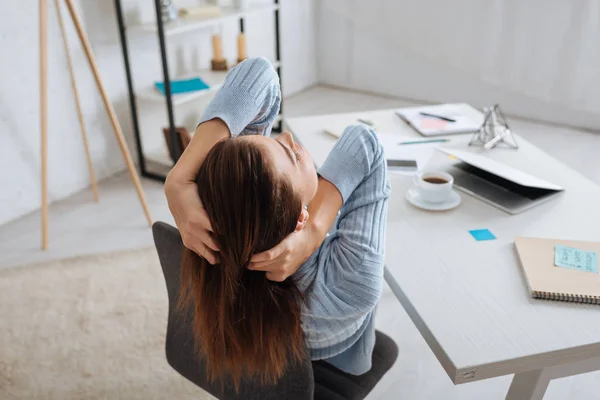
<box><xmin>515</xmin><ymin>237</ymin><xmax>600</xmax><ymax>304</ymax></box>
<box><xmin>322</xmin><ymin>120</ymin><xmax>374</xmax><ymax>138</ymax></box>
<box><xmin>395</xmin><ymin>103</ymin><xmax>483</xmax><ymax>137</ymax></box>
<box><xmin>377</xmin><ymin>133</ymin><xmax>441</xmax><ymax>172</ymax></box>
<box><xmin>154</xmin><ymin>77</ymin><xmax>210</xmax><ymax>96</ymax></box>
<box><xmin>322</xmin><ymin>123</ymin><xmax>441</xmax><ymax>173</ymax></box>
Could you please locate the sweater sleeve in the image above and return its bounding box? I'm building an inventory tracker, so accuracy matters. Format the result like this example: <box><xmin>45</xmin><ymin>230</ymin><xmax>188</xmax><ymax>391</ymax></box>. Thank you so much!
<box><xmin>197</xmin><ymin>57</ymin><xmax>281</xmax><ymax>137</ymax></box>
<box><xmin>318</xmin><ymin>125</ymin><xmax>386</xmax><ymax>205</ymax></box>
<box><xmin>305</xmin><ymin>126</ymin><xmax>391</xmax><ymax>319</ymax></box>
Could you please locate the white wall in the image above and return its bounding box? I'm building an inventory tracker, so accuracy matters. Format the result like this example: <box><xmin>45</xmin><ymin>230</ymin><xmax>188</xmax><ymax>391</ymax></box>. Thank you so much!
<box><xmin>0</xmin><ymin>0</ymin><xmax>317</xmax><ymax>226</ymax></box>
<box><xmin>317</xmin><ymin>0</ymin><xmax>600</xmax><ymax>130</ymax></box>
<box><xmin>280</xmin><ymin>0</ymin><xmax>318</xmax><ymax>96</ymax></box>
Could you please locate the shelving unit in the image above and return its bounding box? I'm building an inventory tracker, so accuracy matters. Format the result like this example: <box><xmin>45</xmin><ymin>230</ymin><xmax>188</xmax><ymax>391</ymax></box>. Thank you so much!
<box><xmin>128</xmin><ymin>3</ymin><xmax>279</xmax><ymax>36</ymax></box>
<box><xmin>139</xmin><ymin>60</ymin><xmax>280</xmax><ymax>106</ymax></box>
<box><xmin>146</xmin><ymin>115</ymin><xmax>282</xmax><ymax>169</ymax></box>
<box><xmin>113</xmin><ymin>0</ymin><xmax>283</xmax><ymax>182</ymax></box>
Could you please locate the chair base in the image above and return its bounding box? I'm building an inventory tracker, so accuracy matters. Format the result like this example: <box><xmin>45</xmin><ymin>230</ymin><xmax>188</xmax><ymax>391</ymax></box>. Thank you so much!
<box><xmin>313</xmin><ymin>331</ymin><xmax>398</xmax><ymax>400</ymax></box>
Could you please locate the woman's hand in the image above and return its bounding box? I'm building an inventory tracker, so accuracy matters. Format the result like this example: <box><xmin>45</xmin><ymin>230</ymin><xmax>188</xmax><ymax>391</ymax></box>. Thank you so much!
<box><xmin>164</xmin><ymin>119</ymin><xmax>231</xmax><ymax>264</ymax></box>
<box><xmin>249</xmin><ymin>227</ymin><xmax>320</xmax><ymax>282</ymax></box>
<box><xmin>165</xmin><ymin>178</ymin><xmax>220</xmax><ymax>264</ymax></box>
<box><xmin>250</xmin><ymin>178</ymin><xmax>343</xmax><ymax>282</ymax></box>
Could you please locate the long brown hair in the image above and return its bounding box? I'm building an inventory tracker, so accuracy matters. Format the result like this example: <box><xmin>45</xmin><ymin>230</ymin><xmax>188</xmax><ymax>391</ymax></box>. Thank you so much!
<box><xmin>178</xmin><ymin>137</ymin><xmax>305</xmax><ymax>389</ymax></box>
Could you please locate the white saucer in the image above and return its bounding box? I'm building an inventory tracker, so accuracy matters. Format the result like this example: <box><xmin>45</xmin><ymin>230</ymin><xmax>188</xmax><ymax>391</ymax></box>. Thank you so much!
<box><xmin>405</xmin><ymin>188</ymin><xmax>461</xmax><ymax>211</ymax></box>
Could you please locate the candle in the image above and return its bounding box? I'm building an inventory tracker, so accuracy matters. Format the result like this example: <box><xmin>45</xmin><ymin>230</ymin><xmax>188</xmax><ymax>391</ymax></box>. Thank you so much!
<box><xmin>237</xmin><ymin>33</ymin><xmax>247</xmax><ymax>61</ymax></box>
<box><xmin>212</xmin><ymin>35</ymin><xmax>223</xmax><ymax>60</ymax></box>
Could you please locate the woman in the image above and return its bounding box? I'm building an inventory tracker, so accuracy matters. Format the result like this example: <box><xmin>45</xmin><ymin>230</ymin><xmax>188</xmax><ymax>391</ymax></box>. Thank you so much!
<box><xmin>165</xmin><ymin>57</ymin><xmax>391</xmax><ymax>388</ymax></box>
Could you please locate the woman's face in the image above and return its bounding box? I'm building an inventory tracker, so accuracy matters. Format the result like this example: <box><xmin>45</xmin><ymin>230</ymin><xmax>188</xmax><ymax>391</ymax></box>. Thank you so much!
<box><xmin>243</xmin><ymin>132</ymin><xmax>318</xmax><ymax>205</ymax></box>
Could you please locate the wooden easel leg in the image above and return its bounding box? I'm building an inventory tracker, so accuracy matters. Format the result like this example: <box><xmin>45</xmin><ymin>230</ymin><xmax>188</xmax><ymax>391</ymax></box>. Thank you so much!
<box><xmin>54</xmin><ymin>0</ymin><xmax>99</xmax><ymax>202</ymax></box>
<box><xmin>40</xmin><ymin>0</ymin><xmax>49</xmax><ymax>250</ymax></box>
<box><xmin>64</xmin><ymin>0</ymin><xmax>152</xmax><ymax>226</ymax></box>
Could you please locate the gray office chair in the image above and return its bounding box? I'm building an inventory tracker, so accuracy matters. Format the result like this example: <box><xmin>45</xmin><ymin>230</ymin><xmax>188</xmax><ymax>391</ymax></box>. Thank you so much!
<box><xmin>153</xmin><ymin>221</ymin><xmax>398</xmax><ymax>400</ymax></box>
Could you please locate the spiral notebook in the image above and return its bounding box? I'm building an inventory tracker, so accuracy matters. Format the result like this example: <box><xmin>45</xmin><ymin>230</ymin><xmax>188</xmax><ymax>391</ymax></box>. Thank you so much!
<box><xmin>395</xmin><ymin>103</ymin><xmax>483</xmax><ymax>137</ymax></box>
<box><xmin>515</xmin><ymin>237</ymin><xmax>600</xmax><ymax>304</ymax></box>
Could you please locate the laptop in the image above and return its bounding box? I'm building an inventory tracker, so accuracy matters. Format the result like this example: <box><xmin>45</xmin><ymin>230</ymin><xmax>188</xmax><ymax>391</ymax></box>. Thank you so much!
<box><xmin>438</xmin><ymin>148</ymin><xmax>564</xmax><ymax>214</ymax></box>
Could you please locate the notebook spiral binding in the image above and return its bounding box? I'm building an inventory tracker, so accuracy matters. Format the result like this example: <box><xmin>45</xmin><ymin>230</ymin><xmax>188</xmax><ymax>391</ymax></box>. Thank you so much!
<box><xmin>533</xmin><ymin>291</ymin><xmax>600</xmax><ymax>305</ymax></box>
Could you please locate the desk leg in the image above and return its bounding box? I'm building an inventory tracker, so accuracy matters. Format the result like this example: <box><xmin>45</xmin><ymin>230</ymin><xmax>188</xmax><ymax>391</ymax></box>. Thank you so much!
<box><xmin>505</xmin><ymin>369</ymin><xmax>550</xmax><ymax>400</ymax></box>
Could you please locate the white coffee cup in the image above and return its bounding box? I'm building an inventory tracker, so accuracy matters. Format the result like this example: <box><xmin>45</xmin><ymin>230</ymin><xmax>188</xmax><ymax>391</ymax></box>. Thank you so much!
<box><xmin>413</xmin><ymin>171</ymin><xmax>454</xmax><ymax>204</ymax></box>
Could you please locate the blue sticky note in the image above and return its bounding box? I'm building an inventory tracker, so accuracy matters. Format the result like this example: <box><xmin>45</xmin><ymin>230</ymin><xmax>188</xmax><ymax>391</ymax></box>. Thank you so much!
<box><xmin>554</xmin><ymin>245</ymin><xmax>598</xmax><ymax>273</ymax></box>
<box><xmin>155</xmin><ymin>77</ymin><xmax>210</xmax><ymax>95</ymax></box>
<box><xmin>469</xmin><ymin>229</ymin><xmax>496</xmax><ymax>241</ymax></box>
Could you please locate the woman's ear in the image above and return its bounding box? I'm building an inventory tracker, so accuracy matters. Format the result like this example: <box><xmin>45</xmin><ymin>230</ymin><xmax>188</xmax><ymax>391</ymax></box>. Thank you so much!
<box><xmin>294</xmin><ymin>208</ymin><xmax>309</xmax><ymax>232</ymax></box>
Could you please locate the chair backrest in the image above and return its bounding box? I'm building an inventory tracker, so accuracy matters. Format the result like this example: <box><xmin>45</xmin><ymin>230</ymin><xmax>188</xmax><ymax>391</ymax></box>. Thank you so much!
<box><xmin>152</xmin><ymin>221</ymin><xmax>315</xmax><ymax>400</ymax></box>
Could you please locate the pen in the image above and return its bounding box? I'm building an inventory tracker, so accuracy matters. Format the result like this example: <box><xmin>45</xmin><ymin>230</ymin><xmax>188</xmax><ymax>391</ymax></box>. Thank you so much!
<box><xmin>398</xmin><ymin>138</ymin><xmax>449</xmax><ymax>145</ymax></box>
<box><xmin>419</xmin><ymin>112</ymin><xmax>456</xmax><ymax>123</ymax></box>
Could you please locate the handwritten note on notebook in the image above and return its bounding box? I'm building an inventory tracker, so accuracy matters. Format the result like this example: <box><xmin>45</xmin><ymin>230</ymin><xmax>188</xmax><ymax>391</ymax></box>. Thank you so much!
<box><xmin>554</xmin><ymin>245</ymin><xmax>598</xmax><ymax>273</ymax></box>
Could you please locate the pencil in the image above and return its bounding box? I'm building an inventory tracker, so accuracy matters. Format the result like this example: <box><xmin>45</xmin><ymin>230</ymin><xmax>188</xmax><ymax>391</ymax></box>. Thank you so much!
<box><xmin>398</xmin><ymin>138</ymin><xmax>449</xmax><ymax>145</ymax></box>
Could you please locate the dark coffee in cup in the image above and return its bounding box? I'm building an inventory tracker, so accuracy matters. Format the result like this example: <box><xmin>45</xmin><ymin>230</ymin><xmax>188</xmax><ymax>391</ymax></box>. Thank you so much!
<box><xmin>414</xmin><ymin>171</ymin><xmax>454</xmax><ymax>203</ymax></box>
<box><xmin>423</xmin><ymin>177</ymin><xmax>448</xmax><ymax>184</ymax></box>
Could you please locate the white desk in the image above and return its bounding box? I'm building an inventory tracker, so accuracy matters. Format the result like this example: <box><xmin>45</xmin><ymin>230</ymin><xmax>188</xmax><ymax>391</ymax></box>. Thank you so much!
<box><xmin>285</xmin><ymin>109</ymin><xmax>600</xmax><ymax>400</ymax></box>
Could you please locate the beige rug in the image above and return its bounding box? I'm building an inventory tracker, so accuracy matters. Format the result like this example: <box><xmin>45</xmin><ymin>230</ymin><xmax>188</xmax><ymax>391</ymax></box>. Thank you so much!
<box><xmin>0</xmin><ymin>249</ymin><xmax>213</xmax><ymax>400</ymax></box>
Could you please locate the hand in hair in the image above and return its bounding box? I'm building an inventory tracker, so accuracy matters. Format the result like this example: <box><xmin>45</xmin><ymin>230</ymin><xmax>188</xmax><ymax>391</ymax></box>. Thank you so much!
<box><xmin>248</xmin><ymin>226</ymin><xmax>319</xmax><ymax>281</ymax></box>
<box><xmin>250</xmin><ymin>177</ymin><xmax>343</xmax><ymax>281</ymax></box>
<box><xmin>164</xmin><ymin>119</ymin><xmax>231</xmax><ymax>265</ymax></box>
<box><xmin>165</xmin><ymin>179</ymin><xmax>220</xmax><ymax>264</ymax></box>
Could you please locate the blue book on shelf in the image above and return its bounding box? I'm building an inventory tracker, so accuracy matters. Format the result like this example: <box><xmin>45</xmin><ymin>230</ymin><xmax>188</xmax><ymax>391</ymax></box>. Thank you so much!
<box><xmin>154</xmin><ymin>77</ymin><xmax>210</xmax><ymax>95</ymax></box>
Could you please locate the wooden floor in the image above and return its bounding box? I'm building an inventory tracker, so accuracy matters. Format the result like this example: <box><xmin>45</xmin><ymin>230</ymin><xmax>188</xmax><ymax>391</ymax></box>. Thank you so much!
<box><xmin>2</xmin><ymin>86</ymin><xmax>600</xmax><ymax>399</ymax></box>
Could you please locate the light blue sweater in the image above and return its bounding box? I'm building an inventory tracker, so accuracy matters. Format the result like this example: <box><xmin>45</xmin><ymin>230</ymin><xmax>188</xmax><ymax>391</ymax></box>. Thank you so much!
<box><xmin>198</xmin><ymin>58</ymin><xmax>390</xmax><ymax>375</ymax></box>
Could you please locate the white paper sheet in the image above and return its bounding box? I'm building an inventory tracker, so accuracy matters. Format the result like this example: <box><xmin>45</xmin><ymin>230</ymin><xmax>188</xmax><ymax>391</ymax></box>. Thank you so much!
<box><xmin>376</xmin><ymin>133</ymin><xmax>441</xmax><ymax>173</ymax></box>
